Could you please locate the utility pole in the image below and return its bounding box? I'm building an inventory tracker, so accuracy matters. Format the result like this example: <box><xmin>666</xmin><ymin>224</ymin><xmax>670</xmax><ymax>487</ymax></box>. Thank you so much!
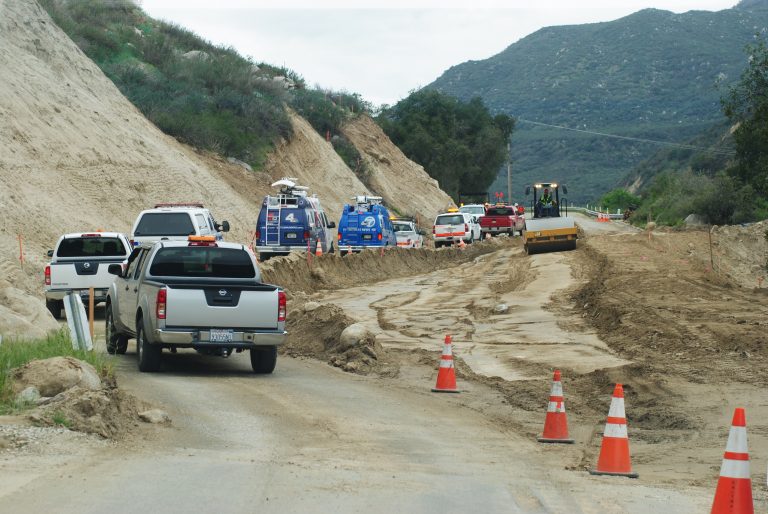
<box><xmin>506</xmin><ymin>140</ymin><xmax>512</xmax><ymax>203</ymax></box>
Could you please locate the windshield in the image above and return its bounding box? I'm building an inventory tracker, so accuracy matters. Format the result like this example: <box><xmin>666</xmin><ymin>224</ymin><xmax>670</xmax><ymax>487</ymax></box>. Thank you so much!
<box><xmin>393</xmin><ymin>223</ymin><xmax>414</xmax><ymax>232</ymax></box>
<box><xmin>149</xmin><ymin>247</ymin><xmax>255</xmax><ymax>278</ymax></box>
<box><xmin>56</xmin><ymin>237</ymin><xmax>127</xmax><ymax>258</ymax></box>
<box><xmin>135</xmin><ymin>213</ymin><xmax>195</xmax><ymax>237</ymax></box>
<box><xmin>460</xmin><ymin>206</ymin><xmax>485</xmax><ymax>215</ymax></box>
<box><xmin>435</xmin><ymin>215</ymin><xmax>463</xmax><ymax>225</ymax></box>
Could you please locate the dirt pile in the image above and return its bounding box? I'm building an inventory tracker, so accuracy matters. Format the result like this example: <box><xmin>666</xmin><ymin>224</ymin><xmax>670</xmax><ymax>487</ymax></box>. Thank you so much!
<box><xmin>262</xmin><ymin>238</ymin><xmax>510</xmax><ymax>294</ymax></box>
<box><xmin>11</xmin><ymin>356</ymin><xmax>151</xmax><ymax>438</ymax></box>
<box><xmin>283</xmin><ymin>302</ymin><xmax>394</xmax><ymax>376</ymax></box>
<box><xmin>0</xmin><ymin>281</ymin><xmax>59</xmax><ymax>340</ymax></box>
<box><xmin>342</xmin><ymin>115</ymin><xmax>454</xmax><ymax>223</ymax></box>
<box><xmin>30</xmin><ymin>385</ymin><xmax>149</xmax><ymax>439</ymax></box>
<box><xmin>710</xmin><ymin>220</ymin><xmax>768</xmax><ymax>288</ymax></box>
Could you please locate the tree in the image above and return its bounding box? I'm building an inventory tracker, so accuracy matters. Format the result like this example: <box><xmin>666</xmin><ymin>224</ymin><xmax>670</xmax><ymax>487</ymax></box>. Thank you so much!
<box><xmin>376</xmin><ymin>90</ymin><xmax>514</xmax><ymax>199</ymax></box>
<box><xmin>599</xmin><ymin>189</ymin><xmax>641</xmax><ymax>211</ymax></box>
<box><xmin>722</xmin><ymin>36</ymin><xmax>768</xmax><ymax>196</ymax></box>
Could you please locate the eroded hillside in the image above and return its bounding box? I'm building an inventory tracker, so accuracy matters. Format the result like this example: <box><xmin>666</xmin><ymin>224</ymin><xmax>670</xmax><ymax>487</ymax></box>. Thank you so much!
<box><xmin>0</xmin><ymin>0</ymin><xmax>450</xmax><ymax>337</ymax></box>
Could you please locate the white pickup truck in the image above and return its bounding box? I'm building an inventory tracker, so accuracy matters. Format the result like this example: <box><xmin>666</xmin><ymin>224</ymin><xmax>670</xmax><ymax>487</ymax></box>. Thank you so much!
<box><xmin>44</xmin><ymin>232</ymin><xmax>132</xmax><ymax>318</ymax></box>
<box><xmin>105</xmin><ymin>237</ymin><xmax>286</xmax><ymax>373</ymax></box>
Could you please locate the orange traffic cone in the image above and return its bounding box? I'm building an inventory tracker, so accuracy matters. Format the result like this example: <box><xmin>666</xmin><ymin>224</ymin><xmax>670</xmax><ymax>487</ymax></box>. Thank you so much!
<box><xmin>431</xmin><ymin>335</ymin><xmax>459</xmax><ymax>393</ymax></box>
<box><xmin>537</xmin><ymin>370</ymin><xmax>574</xmax><ymax>444</ymax></box>
<box><xmin>711</xmin><ymin>408</ymin><xmax>753</xmax><ymax>514</ymax></box>
<box><xmin>458</xmin><ymin>239</ymin><xmax>466</xmax><ymax>249</ymax></box>
<box><xmin>315</xmin><ymin>243</ymin><xmax>323</xmax><ymax>257</ymax></box>
<box><xmin>589</xmin><ymin>383</ymin><xmax>638</xmax><ymax>478</ymax></box>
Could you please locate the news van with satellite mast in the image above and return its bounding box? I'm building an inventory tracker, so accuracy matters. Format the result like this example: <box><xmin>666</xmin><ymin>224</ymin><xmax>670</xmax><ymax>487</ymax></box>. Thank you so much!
<box><xmin>254</xmin><ymin>179</ymin><xmax>336</xmax><ymax>261</ymax></box>
<box><xmin>337</xmin><ymin>195</ymin><xmax>397</xmax><ymax>254</ymax></box>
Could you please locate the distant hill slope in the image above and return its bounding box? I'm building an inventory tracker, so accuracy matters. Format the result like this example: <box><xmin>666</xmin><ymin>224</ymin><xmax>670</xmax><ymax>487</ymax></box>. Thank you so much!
<box><xmin>429</xmin><ymin>2</ymin><xmax>768</xmax><ymax>202</ymax></box>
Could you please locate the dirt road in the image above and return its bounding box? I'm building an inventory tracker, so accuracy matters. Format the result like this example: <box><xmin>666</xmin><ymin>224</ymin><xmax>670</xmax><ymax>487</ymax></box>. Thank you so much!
<box><xmin>2</xmin><ymin>216</ymin><xmax>766</xmax><ymax>513</ymax></box>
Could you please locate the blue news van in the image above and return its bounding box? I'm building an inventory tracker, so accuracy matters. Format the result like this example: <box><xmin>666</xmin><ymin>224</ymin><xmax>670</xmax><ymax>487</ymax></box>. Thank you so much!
<box><xmin>337</xmin><ymin>196</ymin><xmax>397</xmax><ymax>255</ymax></box>
<box><xmin>254</xmin><ymin>179</ymin><xmax>335</xmax><ymax>262</ymax></box>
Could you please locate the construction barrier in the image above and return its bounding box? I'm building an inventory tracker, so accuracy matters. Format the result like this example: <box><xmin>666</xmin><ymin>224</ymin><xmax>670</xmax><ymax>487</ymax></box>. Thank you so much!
<box><xmin>431</xmin><ymin>334</ymin><xmax>459</xmax><ymax>393</ymax></box>
<box><xmin>711</xmin><ymin>408</ymin><xmax>753</xmax><ymax>514</ymax></box>
<box><xmin>538</xmin><ymin>370</ymin><xmax>574</xmax><ymax>444</ymax></box>
<box><xmin>589</xmin><ymin>383</ymin><xmax>638</xmax><ymax>478</ymax></box>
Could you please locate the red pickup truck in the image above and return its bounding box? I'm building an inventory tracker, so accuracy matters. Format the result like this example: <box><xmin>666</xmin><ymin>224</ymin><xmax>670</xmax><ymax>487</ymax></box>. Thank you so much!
<box><xmin>480</xmin><ymin>205</ymin><xmax>525</xmax><ymax>237</ymax></box>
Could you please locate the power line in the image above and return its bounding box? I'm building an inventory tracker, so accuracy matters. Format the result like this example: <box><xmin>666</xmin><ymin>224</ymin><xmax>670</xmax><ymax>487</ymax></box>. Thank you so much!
<box><xmin>516</xmin><ymin>118</ymin><xmax>736</xmax><ymax>156</ymax></box>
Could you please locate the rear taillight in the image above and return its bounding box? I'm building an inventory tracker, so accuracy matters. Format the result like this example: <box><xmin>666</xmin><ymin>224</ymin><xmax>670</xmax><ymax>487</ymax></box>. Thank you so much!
<box><xmin>337</xmin><ymin>233</ymin><xmax>341</xmax><ymax>241</ymax></box>
<box><xmin>278</xmin><ymin>291</ymin><xmax>286</xmax><ymax>322</ymax></box>
<box><xmin>432</xmin><ymin>226</ymin><xmax>435</xmax><ymax>234</ymax></box>
<box><xmin>464</xmin><ymin>223</ymin><xmax>469</xmax><ymax>232</ymax></box>
<box><xmin>156</xmin><ymin>288</ymin><xmax>167</xmax><ymax>320</ymax></box>
<box><xmin>377</xmin><ymin>233</ymin><xmax>382</xmax><ymax>241</ymax></box>
<box><xmin>255</xmin><ymin>230</ymin><xmax>261</xmax><ymax>240</ymax></box>
<box><xmin>303</xmin><ymin>230</ymin><xmax>310</xmax><ymax>240</ymax></box>
<box><xmin>44</xmin><ymin>265</ymin><xmax>51</xmax><ymax>286</ymax></box>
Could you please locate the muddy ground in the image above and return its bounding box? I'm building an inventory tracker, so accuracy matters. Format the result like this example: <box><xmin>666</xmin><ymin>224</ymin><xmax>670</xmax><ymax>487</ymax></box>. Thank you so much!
<box><xmin>1</xmin><ymin>218</ymin><xmax>767</xmax><ymax>512</ymax></box>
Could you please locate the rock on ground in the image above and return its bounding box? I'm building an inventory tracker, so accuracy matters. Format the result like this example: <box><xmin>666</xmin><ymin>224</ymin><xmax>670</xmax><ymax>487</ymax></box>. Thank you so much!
<box><xmin>11</xmin><ymin>356</ymin><xmax>101</xmax><ymax>397</ymax></box>
<box><xmin>0</xmin><ymin>280</ymin><xmax>59</xmax><ymax>340</ymax></box>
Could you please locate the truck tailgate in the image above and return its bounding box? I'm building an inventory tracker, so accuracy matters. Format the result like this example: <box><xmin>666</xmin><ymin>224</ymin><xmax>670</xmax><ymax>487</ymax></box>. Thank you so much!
<box><xmin>49</xmin><ymin>260</ymin><xmax>120</xmax><ymax>290</ymax></box>
<box><xmin>164</xmin><ymin>285</ymin><xmax>279</xmax><ymax>329</ymax></box>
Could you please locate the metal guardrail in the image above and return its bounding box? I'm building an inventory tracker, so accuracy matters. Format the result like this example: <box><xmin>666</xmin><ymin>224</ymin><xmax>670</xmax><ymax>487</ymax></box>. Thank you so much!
<box><xmin>63</xmin><ymin>293</ymin><xmax>93</xmax><ymax>351</ymax></box>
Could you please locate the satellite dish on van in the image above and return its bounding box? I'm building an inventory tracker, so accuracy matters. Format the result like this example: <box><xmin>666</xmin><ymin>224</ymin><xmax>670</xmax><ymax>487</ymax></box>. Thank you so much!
<box><xmin>272</xmin><ymin>178</ymin><xmax>296</xmax><ymax>189</ymax></box>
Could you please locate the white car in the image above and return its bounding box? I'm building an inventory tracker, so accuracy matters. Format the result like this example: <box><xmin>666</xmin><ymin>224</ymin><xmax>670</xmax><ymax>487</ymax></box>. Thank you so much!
<box><xmin>459</xmin><ymin>204</ymin><xmax>486</xmax><ymax>224</ymax></box>
<box><xmin>432</xmin><ymin>210</ymin><xmax>481</xmax><ymax>248</ymax></box>
<box><xmin>393</xmin><ymin>220</ymin><xmax>425</xmax><ymax>248</ymax></box>
<box><xmin>131</xmin><ymin>203</ymin><xmax>229</xmax><ymax>248</ymax></box>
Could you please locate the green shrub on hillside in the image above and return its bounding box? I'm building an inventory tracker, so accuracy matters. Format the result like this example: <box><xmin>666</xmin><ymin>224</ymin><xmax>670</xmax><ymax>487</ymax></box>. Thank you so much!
<box><xmin>40</xmin><ymin>0</ymin><xmax>292</xmax><ymax>168</ymax></box>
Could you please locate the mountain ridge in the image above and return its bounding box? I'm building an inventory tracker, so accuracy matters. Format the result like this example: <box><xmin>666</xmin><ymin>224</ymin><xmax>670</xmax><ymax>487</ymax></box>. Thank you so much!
<box><xmin>429</xmin><ymin>4</ymin><xmax>768</xmax><ymax>202</ymax></box>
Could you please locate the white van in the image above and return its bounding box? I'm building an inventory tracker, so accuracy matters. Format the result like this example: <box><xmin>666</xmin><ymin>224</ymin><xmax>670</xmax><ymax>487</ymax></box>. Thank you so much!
<box><xmin>130</xmin><ymin>203</ymin><xmax>230</xmax><ymax>247</ymax></box>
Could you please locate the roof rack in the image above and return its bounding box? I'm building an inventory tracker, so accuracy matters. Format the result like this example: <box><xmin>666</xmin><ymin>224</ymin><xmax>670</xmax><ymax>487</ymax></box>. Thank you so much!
<box><xmin>353</xmin><ymin>195</ymin><xmax>383</xmax><ymax>206</ymax></box>
<box><xmin>154</xmin><ymin>202</ymin><xmax>205</xmax><ymax>209</ymax></box>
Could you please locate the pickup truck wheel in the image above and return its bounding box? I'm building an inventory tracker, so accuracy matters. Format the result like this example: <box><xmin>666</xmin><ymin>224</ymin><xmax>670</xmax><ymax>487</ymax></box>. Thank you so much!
<box><xmin>46</xmin><ymin>299</ymin><xmax>62</xmax><ymax>319</ymax></box>
<box><xmin>105</xmin><ymin>306</ymin><xmax>129</xmax><ymax>355</ymax></box>
<box><xmin>258</xmin><ymin>253</ymin><xmax>270</xmax><ymax>263</ymax></box>
<box><xmin>250</xmin><ymin>346</ymin><xmax>277</xmax><ymax>374</ymax></box>
<box><xmin>136</xmin><ymin>321</ymin><xmax>162</xmax><ymax>372</ymax></box>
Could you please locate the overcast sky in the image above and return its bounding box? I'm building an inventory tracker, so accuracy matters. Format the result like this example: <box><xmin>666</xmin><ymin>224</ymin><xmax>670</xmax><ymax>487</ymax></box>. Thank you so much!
<box><xmin>140</xmin><ymin>1</ymin><xmax>738</xmax><ymax>107</ymax></box>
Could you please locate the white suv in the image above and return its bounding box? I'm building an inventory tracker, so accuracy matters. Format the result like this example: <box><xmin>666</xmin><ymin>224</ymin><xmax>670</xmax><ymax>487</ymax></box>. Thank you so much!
<box><xmin>432</xmin><ymin>210</ymin><xmax>481</xmax><ymax>248</ymax></box>
<box><xmin>131</xmin><ymin>203</ymin><xmax>230</xmax><ymax>247</ymax></box>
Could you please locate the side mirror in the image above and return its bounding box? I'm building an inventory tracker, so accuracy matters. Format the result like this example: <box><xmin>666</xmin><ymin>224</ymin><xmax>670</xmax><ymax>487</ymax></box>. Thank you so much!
<box><xmin>108</xmin><ymin>264</ymin><xmax>124</xmax><ymax>277</ymax></box>
<box><xmin>525</xmin><ymin>186</ymin><xmax>531</xmax><ymax>196</ymax></box>
<box><xmin>218</xmin><ymin>220</ymin><xmax>231</xmax><ymax>232</ymax></box>
<box><xmin>328</xmin><ymin>221</ymin><xmax>336</xmax><ymax>229</ymax></box>
<box><xmin>47</xmin><ymin>249</ymin><xmax>54</xmax><ymax>258</ymax></box>
<box><xmin>561</xmin><ymin>185</ymin><xmax>568</xmax><ymax>195</ymax></box>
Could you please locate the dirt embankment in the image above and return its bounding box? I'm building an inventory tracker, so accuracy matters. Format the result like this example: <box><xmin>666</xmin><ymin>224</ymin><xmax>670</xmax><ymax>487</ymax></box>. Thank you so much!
<box><xmin>0</xmin><ymin>0</ymin><xmax>455</xmax><ymax>338</ymax></box>
<box><xmin>342</xmin><ymin>116</ymin><xmax>454</xmax><ymax>224</ymax></box>
<box><xmin>261</xmin><ymin>239</ymin><xmax>507</xmax><ymax>295</ymax></box>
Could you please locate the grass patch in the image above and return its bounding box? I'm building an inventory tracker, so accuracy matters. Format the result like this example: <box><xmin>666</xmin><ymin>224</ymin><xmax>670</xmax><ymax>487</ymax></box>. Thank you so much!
<box><xmin>0</xmin><ymin>331</ymin><xmax>112</xmax><ymax>415</ymax></box>
<box><xmin>51</xmin><ymin>410</ymin><xmax>73</xmax><ymax>429</ymax></box>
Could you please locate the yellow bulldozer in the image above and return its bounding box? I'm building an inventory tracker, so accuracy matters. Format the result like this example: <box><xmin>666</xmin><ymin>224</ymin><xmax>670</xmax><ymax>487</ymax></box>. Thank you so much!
<box><xmin>522</xmin><ymin>182</ymin><xmax>578</xmax><ymax>255</ymax></box>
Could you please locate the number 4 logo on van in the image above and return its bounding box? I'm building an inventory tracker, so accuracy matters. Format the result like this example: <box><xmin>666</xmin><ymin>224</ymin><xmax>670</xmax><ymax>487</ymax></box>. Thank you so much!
<box><xmin>284</xmin><ymin>213</ymin><xmax>298</xmax><ymax>223</ymax></box>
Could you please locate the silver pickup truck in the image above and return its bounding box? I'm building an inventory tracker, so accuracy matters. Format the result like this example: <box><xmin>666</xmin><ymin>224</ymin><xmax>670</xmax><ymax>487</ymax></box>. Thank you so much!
<box><xmin>44</xmin><ymin>232</ymin><xmax>132</xmax><ymax>318</ymax></box>
<box><xmin>105</xmin><ymin>237</ymin><xmax>286</xmax><ymax>373</ymax></box>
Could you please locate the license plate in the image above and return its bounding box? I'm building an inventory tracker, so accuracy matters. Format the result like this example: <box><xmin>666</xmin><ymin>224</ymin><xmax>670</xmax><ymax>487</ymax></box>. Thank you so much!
<box><xmin>209</xmin><ymin>329</ymin><xmax>233</xmax><ymax>343</ymax></box>
<box><xmin>285</xmin><ymin>233</ymin><xmax>297</xmax><ymax>239</ymax></box>
<box><xmin>362</xmin><ymin>234</ymin><xmax>372</xmax><ymax>240</ymax></box>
